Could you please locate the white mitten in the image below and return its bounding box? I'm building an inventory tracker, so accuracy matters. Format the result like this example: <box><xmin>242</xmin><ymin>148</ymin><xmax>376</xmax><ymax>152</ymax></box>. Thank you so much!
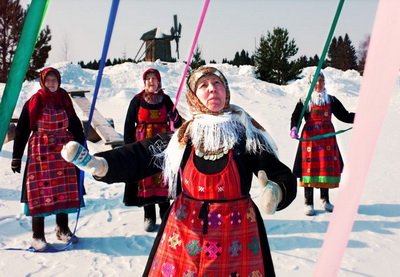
<box><xmin>258</xmin><ymin>170</ymin><xmax>283</xmax><ymax>214</ymax></box>
<box><xmin>61</xmin><ymin>141</ymin><xmax>108</xmax><ymax>177</ymax></box>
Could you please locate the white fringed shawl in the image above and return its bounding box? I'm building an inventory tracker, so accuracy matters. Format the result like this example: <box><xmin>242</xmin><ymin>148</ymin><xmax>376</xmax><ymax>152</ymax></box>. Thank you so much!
<box><xmin>161</xmin><ymin>104</ymin><xmax>279</xmax><ymax>198</ymax></box>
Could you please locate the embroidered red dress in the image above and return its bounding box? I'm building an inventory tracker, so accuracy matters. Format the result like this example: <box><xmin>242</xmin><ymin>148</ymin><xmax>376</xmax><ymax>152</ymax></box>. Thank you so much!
<box><xmin>135</xmin><ymin>105</ymin><xmax>169</xmax><ymax>199</ymax></box>
<box><xmin>26</xmin><ymin>108</ymin><xmax>81</xmax><ymax>216</ymax></box>
<box><xmin>147</xmin><ymin>149</ymin><xmax>264</xmax><ymax>276</ymax></box>
<box><xmin>299</xmin><ymin>103</ymin><xmax>341</xmax><ymax>188</ymax></box>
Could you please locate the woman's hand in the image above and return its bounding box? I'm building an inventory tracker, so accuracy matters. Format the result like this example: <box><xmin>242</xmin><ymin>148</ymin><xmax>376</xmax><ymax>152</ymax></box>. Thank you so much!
<box><xmin>258</xmin><ymin>170</ymin><xmax>282</xmax><ymax>214</ymax></box>
<box><xmin>290</xmin><ymin>126</ymin><xmax>299</xmax><ymax>139</ymax></box>
<box><xmin>61</xmin><ymin>141</ymin><xmax>108</xmax><ymax>177</ymax></box>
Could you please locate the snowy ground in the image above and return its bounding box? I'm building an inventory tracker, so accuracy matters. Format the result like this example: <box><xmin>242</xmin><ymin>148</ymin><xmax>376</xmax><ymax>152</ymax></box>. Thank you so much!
<box><xmin>0</xmin><ymin>61</ymin><xmax>399</xmax><ymax>276</ymax></box>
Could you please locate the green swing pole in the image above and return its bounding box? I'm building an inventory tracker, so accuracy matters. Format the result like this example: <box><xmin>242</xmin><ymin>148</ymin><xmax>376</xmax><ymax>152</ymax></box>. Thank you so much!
<box><xmin>0</xmin><ymin>0</ymin><xmax>50</xmax><ymax>152</ymax></box>
<box><xmin>295</xmin><ymin>0</ymin><xmax>346</xmax><ymax>138</ymax></box>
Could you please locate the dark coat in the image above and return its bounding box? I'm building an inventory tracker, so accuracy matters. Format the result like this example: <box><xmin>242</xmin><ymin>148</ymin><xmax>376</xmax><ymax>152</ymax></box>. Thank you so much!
<box><xmin>122</xmin><ymin>92</ymin><xmax>182</xmax><ymax>206</ymax></box>
<box><xmin>290</xmin><ymin>95</ymin><xmax>355</xmax><ymax>177</ymax></box>
<box><xmin>95</xmin><ymin>132</ymin><xmax>297</xmax><ymax>276</ymax></box>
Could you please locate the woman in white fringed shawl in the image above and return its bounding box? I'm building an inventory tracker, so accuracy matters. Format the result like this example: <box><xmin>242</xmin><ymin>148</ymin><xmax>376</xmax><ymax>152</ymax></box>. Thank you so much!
<box><xmin>290</xmin><ymin>71</ymin><xmax>355</xmax><ymax>216</ymax></box>
<box><xmin>61</xmin><ymin>66</ymin><xmax>297</xmax><ymax>277</ymax></box>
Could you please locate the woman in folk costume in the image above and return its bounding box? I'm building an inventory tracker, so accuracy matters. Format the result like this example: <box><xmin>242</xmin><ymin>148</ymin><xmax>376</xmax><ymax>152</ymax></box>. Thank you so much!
<box><xmin>12</xmin><ymin>67</ymin><xmax>85</xmax><ymax>251</ymax></box>
<box><xmin>290</xmin><ymin>71</ymin><xmax>355</xmax><ymax>216</ymax></box>
<box><xmin>123</xmin><ymin>68</ymin><xmax>182</xmax><ymax>232</ymax></box>
<box><xmin>61</xmin><ymin>66</ymin><xmax>297</xmax><ymax>276</ymax></box>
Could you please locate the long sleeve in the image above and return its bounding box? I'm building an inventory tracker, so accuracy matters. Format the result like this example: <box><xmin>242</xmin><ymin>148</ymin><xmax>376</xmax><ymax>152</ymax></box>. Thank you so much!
<box><xmin>123</xmin><ymin>97</ymin><xmax>140</xmax><ymax>144</ymax></box>
<box><xmin>12</xmin><ymin>102</ymin><xmax>32</xmax><ymax>160</ymax></box>
<box><xmin>68</xmin><ymin>112</ymin><xmax>85</xmax><ymax>145</ymax></box>
<box><xmin>330</xmin><ymin>96</ymin><xmax>355</xmax><ymax>123</ymax></box>
<box><xmin>290</xmin><ymin>100</ymin><xmax>305</xmax><ymax>129</ymax></box>
<box><xmin>246</xmin><ymin>149</ymin><xmax>297</xmax><ymax>211</ymax></box>
<box><xmin>95</xmin><ymin>132</ymin><xmax>172</xmax><ymax>184</ymax></box>
<box><xmin>164</xmin><ymin>95</ymin><xmax>183</xmax><ymax>128</ymax></box>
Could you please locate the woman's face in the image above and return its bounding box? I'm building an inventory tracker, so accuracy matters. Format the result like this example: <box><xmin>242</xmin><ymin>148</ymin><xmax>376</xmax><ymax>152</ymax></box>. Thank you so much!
<box><xmin>144</xmin><ymin>73</ymin><xmax>159</xmax><ymax>93</ymax></box>
<box><xmin>195</xmin><ymin>76</ymin><xmax>226</xmax><ymax>112</ymax></box>
<box><xmin>44</xmin><ymin>74</ymin><xmax>59</xmax><ymax>93</ymax></box>
<box><xmin>314</xmin><ymin>76</ymin><xmax>325</xmax><ymax>93</ymax></box>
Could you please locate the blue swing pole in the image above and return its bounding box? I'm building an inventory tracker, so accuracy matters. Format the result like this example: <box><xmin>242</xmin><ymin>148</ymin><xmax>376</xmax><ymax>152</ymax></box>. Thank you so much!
<box><xmin>67</xmin><ymin>0</ymin><xmax>121</xmax><ymax>251</ymax></box>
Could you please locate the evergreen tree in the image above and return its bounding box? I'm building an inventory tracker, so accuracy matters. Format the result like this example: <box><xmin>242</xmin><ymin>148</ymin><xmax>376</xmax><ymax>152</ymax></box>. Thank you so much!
<box><xmin>26</xmin><ymin>25</ymin><xmax>52</xmax><ymax>80</ymax></box>
<box><xmin>231</xmin><ymin>49</ymin><xmax>253</xmax><ymax>66</ymax></box>
<box><xmin>0</xmin><ymin>0</ymin><xmax>52</xmax><ymax>82</ymax></box>
<box><xmin>190</xmin><ymin>46</ymin><xmax>205</xmax><ymax>70</ymax></box>
<box><xmin>295</xmin><ymin>55</ymin><xmax>309</xmax><ymax>72</ymax></box>
<box><xmin>308</xmin><ymin>54</ymin><xmax>321</xmax><ymax>67</ymax></box>
<box><xmin>327</xmin><ymin>37</ymin><xmax>339</xmax><ymax>68</ymax></box>
<box><xmin>328</xmin><ymin>34</ymin><xmax>358</xmax><ymax>71</ymax></box>
<box><xmin>232</xmin><ymin>52</ymin><xmax>241</xmax><ymax>66</ymax></box>
<box><xmin>341</xmin><ymin>34</ymin><xmax>358</xmax><ymax>70</ymax></box>
<box><xmin>254</xmin><ymin>27</ymin><xmax>299</xmax><ymax>85</ymax></box>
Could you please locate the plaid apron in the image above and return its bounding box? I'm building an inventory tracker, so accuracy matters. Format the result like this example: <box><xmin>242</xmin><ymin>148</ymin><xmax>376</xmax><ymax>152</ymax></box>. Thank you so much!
<box><xmin>148</xmin><ymin>149</ymin><xmax>265</xmax><ymax>276</ymax></box>
<box><xmin>26</xmin><ymin>108</ymin><xmax>80</xmax><ymax>216</ymax></box>
<box><xmin>300</xmin><ymin>103</ymin><xmax>341</xmax><ymax>188</ymax></box>
<box><xmin>135</xmin><ymin>105</ymin><xmax>169</xmax><ymax>198</ymax></box>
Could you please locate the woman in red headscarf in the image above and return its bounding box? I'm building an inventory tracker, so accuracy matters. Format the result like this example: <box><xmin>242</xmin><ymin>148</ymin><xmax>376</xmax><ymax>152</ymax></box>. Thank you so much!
<box><xmin>122</xmin><ymin>68</ymin><xmax>182</xmax><ymax>232</ymax></box>
<box><xmin>12</xmin><ymin>67</ymin><xmax>85</xmax><ymax>251</ymax></box>
<box><xmin>62</xmin><ymin>66</ymin><xmax>297</xmax><ymax>276</ymax></box>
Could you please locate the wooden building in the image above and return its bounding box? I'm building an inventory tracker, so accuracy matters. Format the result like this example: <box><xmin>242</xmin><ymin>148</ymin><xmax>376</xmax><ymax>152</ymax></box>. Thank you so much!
<box><xmin>140</xmin><ymin>28</ymin><xmax>174</xmax><ymax>62</ymax></box>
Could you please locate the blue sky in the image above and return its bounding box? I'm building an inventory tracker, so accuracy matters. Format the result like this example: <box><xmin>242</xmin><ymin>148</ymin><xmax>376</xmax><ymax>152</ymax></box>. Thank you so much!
<box><xmin>20</xmin><ymin>0</ymin><xmax>379</xmax><ymax>63</ymax></box>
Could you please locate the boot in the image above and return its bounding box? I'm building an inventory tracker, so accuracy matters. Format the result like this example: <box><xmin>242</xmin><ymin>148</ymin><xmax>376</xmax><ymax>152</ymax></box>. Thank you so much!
<box><xmin>32</xmin><ymin>216</ymin><xmax>47</xmax><ymax>251</ymax></box>
<box><xmin>320</xmin><ymin>188</ymin><xmax>334</xmax><ymax>212</ymax></box>
<box><xmin>159</xmin><ymin>201</ymin><xmax>171</xmax><ymax>221</ymax></box>
<box><xmin>304</xmin><ymin>187</ymin><xmax>314</xmax><ymax>216</ymax></box>
<box><xmin>144</xmin><ymin>205</ymin><xmax>156</xmax><ymax>232</ymax></box>
<box><xmin>321</xmin><ymin>199</ymin><xmax>334</xmax><ymax>212</ymax></box>
<box><xmin>56</xmin><ymin>213</ymin><xmax>78</xmax><ymax>243</ymax></box>
<box><xmin>304</xmin><ymin>204</ymin><xmax>315</xmax><ymax>216</ymax></box>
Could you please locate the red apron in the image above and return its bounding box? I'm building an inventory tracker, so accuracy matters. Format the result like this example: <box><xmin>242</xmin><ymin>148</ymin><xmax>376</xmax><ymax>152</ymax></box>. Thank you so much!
<box><xmin>148</xmin><ymin>149</ymin><xmax>265</xmax><ymax>276</ymax></box>
<box><xmin>300</xmin><ymin>103</ymin><xmax>341</xmax><ymax>188</ymax></box>
<box><xmin>26</xmin><ymin>108</ymin><xmax>80</xmax><ymax>216</ymax></box>
<box><xmin>135</xmin><ymin>105</ymin><xmax>169</xmax><ymax>198</ymax></box>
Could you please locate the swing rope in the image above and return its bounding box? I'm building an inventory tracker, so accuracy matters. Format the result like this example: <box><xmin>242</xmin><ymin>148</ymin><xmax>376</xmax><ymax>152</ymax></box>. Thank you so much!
<box><xmin>170</xmin><ymin>0</ymin><xmax>211</xmax><ymax>131</ymax></box>
<box><xmin>295</xmin><ymin>0</ymin><xmax>351</xmax><ymax>142</ymax></box>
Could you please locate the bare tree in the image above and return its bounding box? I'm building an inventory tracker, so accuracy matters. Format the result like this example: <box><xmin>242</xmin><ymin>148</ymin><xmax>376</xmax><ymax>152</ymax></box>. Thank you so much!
<box><xmin>357</xmin><ymin>35</ymin><xmax>370</xmax><ymax>76</ymax></box>
<box><xmin>59</xmin><ymin>32</ymin><xmax>71</xmax><ymax>61</ymax></box>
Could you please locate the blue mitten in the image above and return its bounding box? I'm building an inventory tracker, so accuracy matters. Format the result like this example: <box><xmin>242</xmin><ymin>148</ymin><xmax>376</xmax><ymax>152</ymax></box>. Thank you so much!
<box><xmin>61</xmin><ymin>141</ymin><xmax>108</xmax><ymax>177</ymax></box>
<box><xmin>258</xmin><ymin>170</ymin><xmax>283</xmax><ymax>214</ymax></box>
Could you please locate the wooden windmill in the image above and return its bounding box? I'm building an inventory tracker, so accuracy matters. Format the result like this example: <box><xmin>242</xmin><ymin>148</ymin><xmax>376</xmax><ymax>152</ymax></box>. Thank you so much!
<box><xmin>135</xmin><ymin>15</ymin><xmax>182</xmax><ymax>62</ymax></box>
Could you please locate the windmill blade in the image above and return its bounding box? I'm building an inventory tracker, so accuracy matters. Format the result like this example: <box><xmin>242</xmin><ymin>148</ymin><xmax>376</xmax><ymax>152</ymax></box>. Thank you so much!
<box><xmin>174</xmin><ymin>14</ymin><xmax>178</xmax><ymax>30</ymax></box>
<box><xmin>178</xmin><ymin>23</ymin><xmax>182</xmax><ymax>36</ymax></box>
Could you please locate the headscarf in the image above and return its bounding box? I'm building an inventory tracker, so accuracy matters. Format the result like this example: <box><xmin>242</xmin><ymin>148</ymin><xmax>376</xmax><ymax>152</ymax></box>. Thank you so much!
<box><xmin>307</xmin><ymin>71</ymin><xmax>330</xmax><ymax>110</ymax></box>
<box><xmin>28</xmin><ymin>67</ymin><xmax>75</xmax><ymax>130</ymax></box>
<box><xmin>141</xmin><ymin>68</ymin><xmax>164</xmax><ymax>104</ymax></box>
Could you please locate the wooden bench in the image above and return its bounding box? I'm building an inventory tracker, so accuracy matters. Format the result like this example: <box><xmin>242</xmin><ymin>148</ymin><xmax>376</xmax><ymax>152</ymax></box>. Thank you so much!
<box><xmin>68</xmin><ymin>90</ymin><xmax>123</xmax><ymax>147</ymax></box>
